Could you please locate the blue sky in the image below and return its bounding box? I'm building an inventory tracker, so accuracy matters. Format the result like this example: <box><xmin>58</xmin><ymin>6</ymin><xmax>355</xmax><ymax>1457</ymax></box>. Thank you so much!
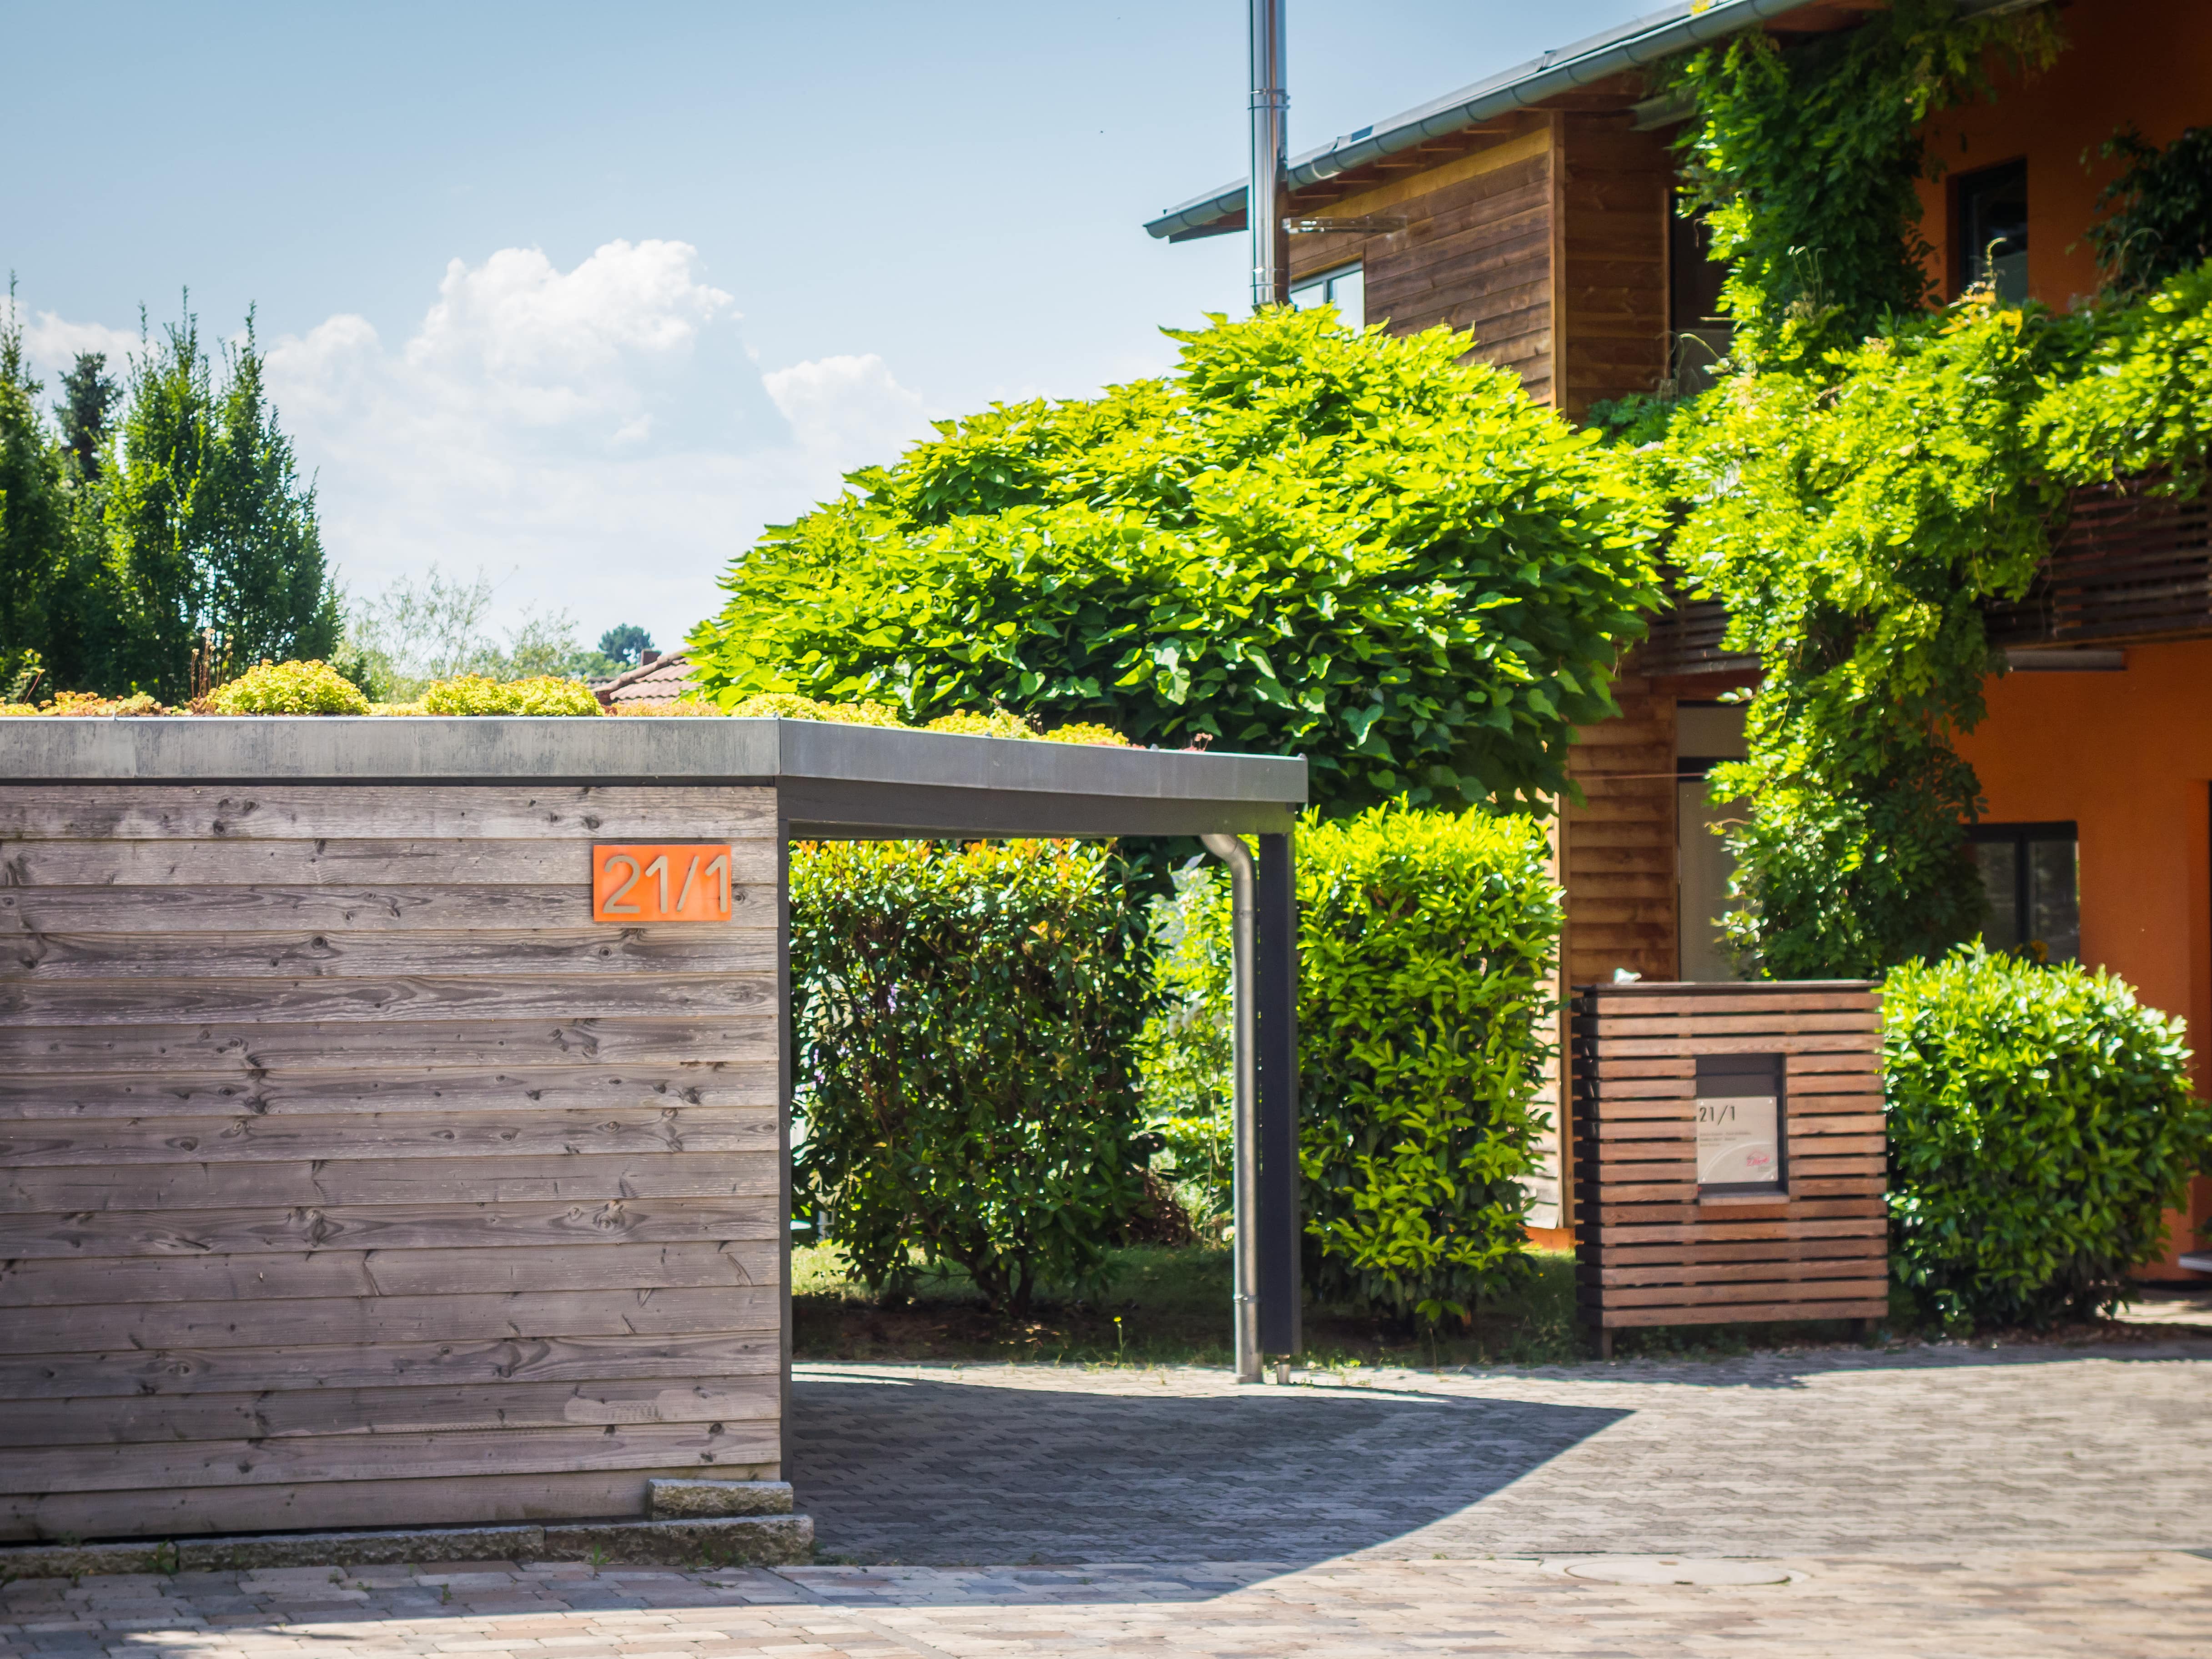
<box><xmin>4</xmin><ymin>0</ymin><xmax>1658</xmax><ymax>650</ymax></box>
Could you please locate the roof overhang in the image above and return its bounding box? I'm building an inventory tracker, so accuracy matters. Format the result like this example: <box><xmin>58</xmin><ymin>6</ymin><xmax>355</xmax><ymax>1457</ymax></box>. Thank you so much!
<box><xmin>1144</xmin><ymin>0</ymin><xmax>1887</xmax><ymax>242</ymax></box>
<box><xmin>0</xmin><ymin>717</ymin><xmax>1308</xmax><ymax>839</ymax></box>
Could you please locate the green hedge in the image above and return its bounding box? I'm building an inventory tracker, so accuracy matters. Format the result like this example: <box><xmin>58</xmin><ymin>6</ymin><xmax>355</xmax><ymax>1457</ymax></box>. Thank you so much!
<box><xmin>1141</xmin><ymin>804</ymin><xmax>1561</xmax><ymax>1324</ymax></box>
<box><xmin>789</xmin><ymin>838</ymin><xmax>1152</xmax><ymax>1316</ymax></box>
<box><xmin>1885</xmin><ymin>945</ymin><xmax>2212</xmax><ymax>1327</ymax></box>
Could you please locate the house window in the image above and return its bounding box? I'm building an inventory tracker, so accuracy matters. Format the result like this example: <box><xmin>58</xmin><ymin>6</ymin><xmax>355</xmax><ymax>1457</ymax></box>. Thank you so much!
<box><xmin>1669</xmin><ymin>192</ymin><xmax>1731</xmax><ymax>393</ymax></box>
<box><xmin>1971</xmin><ymin>821</ymin><xmax>2079</xmax><ymax>963</ymax></box>
<box><xmin>1956</xmin><ymin>160</ymin><xmax>2029</xmax><ymax>303</ymax></box>
<box><xmin>1290</xmin><ymin>262</ymin><xmax>1364</xmax><ymax>327</ymax></box>
<box><xmin>1678</xmin><ymin>702</ymin><xmax>1749</xmax><ymax>981</ymax></box>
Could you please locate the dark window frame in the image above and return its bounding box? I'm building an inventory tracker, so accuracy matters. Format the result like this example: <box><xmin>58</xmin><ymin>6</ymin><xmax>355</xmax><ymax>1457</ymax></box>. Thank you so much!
<box><xmin>1952</xmin><ymin>157</ymin><xmax>2030</xmax><ymax>300</ymax></box>
<box><xmin>1969</xmin><ymin>819</ymin><xmax>2078</xmax><ymax>961</ymax></box>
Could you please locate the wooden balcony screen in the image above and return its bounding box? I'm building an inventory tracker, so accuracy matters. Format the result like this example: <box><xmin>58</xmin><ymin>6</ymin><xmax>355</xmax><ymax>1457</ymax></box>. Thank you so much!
<box><xmin>1635</xmin><ymin>479</ymin><xmax>2212</xmax><ymax>674</ymax></box>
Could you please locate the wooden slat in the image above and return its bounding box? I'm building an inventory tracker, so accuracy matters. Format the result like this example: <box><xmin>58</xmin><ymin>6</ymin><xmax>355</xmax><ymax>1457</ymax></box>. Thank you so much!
<box><xmin>0</xmin><ymin>1067</ymin><xmax>780</xmax><ymax>1120</ymax></box>
<box><xmin>1580</xmin><ymin>1012</ymin><xmax>1879</xmax><ymax>1038</ymax></box>
<box><xmin>1</xmin><ymin>1013</ymin><xmax>775</xmax><ymax>1072</ymax></box>
<box><xmin>0</xmin><ymin>1199</ymin><xmax>779</xmax><ymax>1260</ymax></box>
<box><xmin>5</xmin><ymin>1285</ymin><xmax>780</xmax><ymax>1354</ymax></box>
<box><xmin>0</xmin><ymin>1419</ymin><xmax>781</xmax><ymax>1496</ymax></box>
<box><xmin>1585</xmin><ymin>1277</ymin><xmax>1889</xmax><ymax>1309</ymax></box>
<box><xmin>0</xmin><ymin>1376</ymin><xmax>779</xmax><ymax>1449</ymax></box>
<box><xmin>1574</xmin><ymin>991</ymin><xmax>1876</xmax><ymax>1017</ymax></box>
<box><xmin>1595</xmin><ymin>1205</ymin><xmax>1886</xmax><ymax>1245</ymax></box>
<box><xmin>3</xmin><ymin>929</ymin><xmax>776</xmax><ymax>980</ymax></box>
<box><xmin>1581</xmin><ymin>1237</ymin><xmax>1886</xmax><ymax>1269</ymax></box>
<box><xmin>0</xmin><ymin>1464</ymin><xmax>779</xmax><ymax>1545</ymax></box>
<box><xmin>0</xmin><ymin>785</ymin><xmax>778</xmax><ymax>842</ymax></box>
<box><xmin>4</xmin><ymin>1151</ymin><xmax>777</xmax><ymax>1212</ymax></box>
<box><xmin>0</xmin><ymin>972</ymin><xmax>775</xmax><ymax>1026</ymax></box>
<box><xmin>0</xmin><ymin>838</ymin><xmax>780</xmax><ymax>888</ymax></box>
<box><xmin>0</xmin><ymin>1106</ymin><xmax>776</xmax><ymax>1167</ymax></box>
<box><xmin>1593</xmin><ymin>1258</ymin><xmax>1886</xmax><ymax>1288</ymax></box>
<box><xmin>1</xmin><ymin>884</ymin><xmax>774</xmax><ymax>934</ymax></box>
<box><xmin>1581</xmin><ymin>1032</ymin><xmax>1881</xmax><ymax>1059</ymax></box>
<box><xmin>0</xmin><ymin>1330</ymin><xmax>781</xmax><ymax>1401</ymax></box>
<box><xmin>0</xmin><ymin>1240</ymin><xmax>779</xmax><ymax>1306</ymax></box>
<box><xmin>1595</xmin><ymin>1299</ymin><xmax>1889</xmax><ymax>1329</ymax></box>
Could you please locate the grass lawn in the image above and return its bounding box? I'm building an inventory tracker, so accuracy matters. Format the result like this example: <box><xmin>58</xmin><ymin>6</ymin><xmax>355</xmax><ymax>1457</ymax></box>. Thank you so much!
<box><xmin>790</xmin><ymin>1241</ymin><xmax>1896</xmax><ymax>1368</ymax></box>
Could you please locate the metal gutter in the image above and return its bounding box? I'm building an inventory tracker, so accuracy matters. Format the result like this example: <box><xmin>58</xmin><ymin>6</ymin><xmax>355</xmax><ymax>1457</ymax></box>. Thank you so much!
<box><xmin>1144</xmin><ymin>0</ymin><xmax>1829</xmax><ymax>241</ymax></box>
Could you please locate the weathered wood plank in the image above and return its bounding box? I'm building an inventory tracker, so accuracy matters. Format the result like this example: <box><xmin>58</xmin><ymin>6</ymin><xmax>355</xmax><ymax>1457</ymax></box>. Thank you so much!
<box><xmin>0</xmin><ymin>1013</ymin><xmax>776</xmax><ymax>1072</ymax></box>
<box><xmin>1580</xmin><ymin>1012</ymin><xmax>1880</xmax><ymax>1038</ymax></box>
<box><xmin>1575</xmin><ymin>992</ymin><xmax>1877</xmax><ymax>1018</ymax></box>
<box><xmin>0</xmin><ymin>1377</ymin><xmax>779</xmax><ymax>1449</ymax></box>
<box><xmin>4</xmin><ymin>1151</ymin><xmax>778</xmax><ymax>1212</ymax></box>
<box><xmin>0</xmin><ymin>972</ymin><xmax>775</xmax><ymax>1027</ymax></box>
<box><xmin>0</xmin><ymin>1198</ymin><xmax>778</xmax><ymax>1260</ymax></box>
<box><xmin>0</xmin><ymin>1419</ymin><xmax>780</xmax><ymax>1496</ymax></box>
<box><xmin>0</xmin><ymin>785</ymin><xmax>778</xmax><ymax>842</ymax></box>
<box><xmin>0</xmin><ymin>1106</ymin><xmax>776</xmax><ymax>1167</ymax></box>
<box><xmin>3</xmin><ymin>929</ymin><xmax>776</xmax><ymax>980</ymax></box>
<box><xmin>0</xmin><ymin>1330</ymin><xmax>780</xmax><ymax>1401</ymax></box>
<box><xmin>1594</xmin><ymin>1259</ymin><xmax>1888</xmax><ymax>1289</ymax></box>
<box><xmin>1581</xmin><ymin>1033</ymin><xmax>1884</xmax><ymax>1059</ymax></box>
<box><xmin>0</xmin><ymin>1464</ymin><xmax>779</xmax><ymax>1544</ymax></box>
<box><xmin>1594</xmin><ymin>1299</ymin><xmax>1890</xmax><ymax>1329</ymax></box>
<box><xmin>5</xmin><ymin>1285</ymin><xmax>780</xmax><ymax>1354</ymax></box>
<box><xmin>0</xmin><ymin>1239</ymin><xmax>779</xmax><ymax>1306</ymax></box>
<box><xmin>0</xmin><ymin>1067</ymin><xmax>779</xmax><ymax>1120</ymax></box>
<box><xmin>1587</xmin><ymin>1277</ymin><xmax>1890</xmax><ymax>1309</ymax></box>
<box><xmin>2</xmin><ymin>884</ymin><xmax>774</xmax><ymax>935</ymax></box>
<box><xmin>1578</xmin><ymin>1237</ymin><xmax>1885</xmax><ymax>1269</ymax></box>
<box><xmin>1594</xmin><ymin>1207</ymin><xmax>1888</xmax><ymax>1245</ymax></box>
<box><xmin>0</xmin><ymin>839</ymin><xmax>779</xmax><ymax>889</ymax></box>
<box><xmin>0</xmin><ymin>1386</ymin><xmax>734</xmax><ymax>1458</ymax></box>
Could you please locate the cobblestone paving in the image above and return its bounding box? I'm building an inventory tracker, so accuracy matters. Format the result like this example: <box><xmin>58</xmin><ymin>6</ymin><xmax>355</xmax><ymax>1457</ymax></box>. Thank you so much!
<box><xmin>3</xmin><ymin>1554</ymin><xmax>2208</xmax><ymax>1659</ymax></box>
<box><xmin>791</xmin><ymin>1340</ymin><xmax>2212</xmax><ymax>1562</ymax></box>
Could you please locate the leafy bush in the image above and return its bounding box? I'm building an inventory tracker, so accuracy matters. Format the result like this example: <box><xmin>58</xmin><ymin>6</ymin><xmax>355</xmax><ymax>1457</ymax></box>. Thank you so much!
<box><xmin>1885</xmin><ymin>945</ymin><xmax>2212</xmax><ymax>1327</ymax></box>
<box><xmin>612</xmin><ymin>699</ymin><xmax>726</xmax><ymax>717</ymax></box>
<box><xmin>1140</xmin><ymin>805</ymin><xmax>1560</xmax><ymax>1324</ymax></box>
<box><xmin>2087</xmin><ymin>126</ymin><xmax>2212</xmax><ymax>298</ymax></box>
<box><xmin>689</xmin><ymin>307</ymin><xmax>1654</xmax><ymax>813</ymax></box>
<box><xmin>31</xmin><ymin>690</ymin><xmax>171</xmax><ymax>717</ymax></box>
<box><xmin>208</xmin><ymin>659</ymin><xmax>372</xmax><ymax>715</ymax></box>
<box><xmin>419</xmin><ymin>673</ymin><xmax>602</xmax><ymax>716</ymax></box>
<box><xmin>728</xmin><ymin>692</ymin><xmax>906</xmax><ymax>726</ymax></box>
<box><xmin>923</xmin><ymin>709</ymin><xmax>1036</xmax><ymax>739</ymax></box>
<box><xmin>790</xmin><ymin>838</ymin><xmax>1152</xmax><ymax>1317</ymax></box>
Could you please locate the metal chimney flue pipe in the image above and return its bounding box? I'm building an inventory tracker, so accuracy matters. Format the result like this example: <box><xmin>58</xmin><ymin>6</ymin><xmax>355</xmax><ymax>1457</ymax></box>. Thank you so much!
<box><xmin>1248</xmin><ymin>0</ymin><xmax>1287</xmax><ymax>311</ymax></box>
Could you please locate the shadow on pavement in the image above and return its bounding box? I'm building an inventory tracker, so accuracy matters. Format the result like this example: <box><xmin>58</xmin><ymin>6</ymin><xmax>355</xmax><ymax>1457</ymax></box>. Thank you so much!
<box><xmin>789</xmin><ymin>1371</ymin><xmax>1626</xmax><ymax>1567</ymax></box>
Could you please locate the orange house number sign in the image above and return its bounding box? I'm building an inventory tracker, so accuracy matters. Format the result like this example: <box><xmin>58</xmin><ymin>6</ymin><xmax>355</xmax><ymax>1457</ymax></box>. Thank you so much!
<box><xmin>591</xmin><ymin>844</ymin><xmax>734</xmax><ymax>923</ymax></box>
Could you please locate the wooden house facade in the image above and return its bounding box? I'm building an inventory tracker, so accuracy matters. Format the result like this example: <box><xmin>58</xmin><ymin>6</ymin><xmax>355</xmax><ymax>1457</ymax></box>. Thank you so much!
<box><xmin>1148</xmin><ymin>0</ymin><xmax>2212</xmax><ymax>1264</ymax></box>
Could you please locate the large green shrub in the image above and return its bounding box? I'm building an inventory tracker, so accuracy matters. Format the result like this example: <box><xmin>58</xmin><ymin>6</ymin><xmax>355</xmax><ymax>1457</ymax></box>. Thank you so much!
<box><xmin>1140</xmin><ymin>805</ymin><xmax>1560</xmax><ymax>1323</ymax></box>
<box><xmin>689</xmin><ymin>307</ymin><xmax>1654</xmax><ymax>814</ymax></box>
<box><xmin>790</xmin><ymin>838</ymin><xmax>1152</xmax><ymax>1316</ymax></box>
<box><xmin>1885</xmin><ymin>946</ymin><xmax>2211</xmax><ymax>1327</ymax></box>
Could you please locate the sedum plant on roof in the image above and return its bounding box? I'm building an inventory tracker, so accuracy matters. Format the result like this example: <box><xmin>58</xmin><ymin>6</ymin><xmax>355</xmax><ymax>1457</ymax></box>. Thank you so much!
<box><xmin>687</xmin><ymin>307</ymin><xmax>1655</xmax><ymax>814</ymax></box>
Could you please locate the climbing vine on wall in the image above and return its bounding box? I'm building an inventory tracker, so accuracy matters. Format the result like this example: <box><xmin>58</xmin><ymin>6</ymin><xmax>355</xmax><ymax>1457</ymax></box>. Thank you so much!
<box><xmin>1625</xmin><ymin>8</ymin><xmax>2212</xmax><ymax>978</ymax></box>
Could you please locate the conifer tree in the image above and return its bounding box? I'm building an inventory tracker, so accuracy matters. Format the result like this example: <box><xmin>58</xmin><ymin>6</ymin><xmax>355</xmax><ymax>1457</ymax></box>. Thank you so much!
<box><xmin>0</xmin><ymin>288</ymin><xmax>68</xmax><ymax>675</ymax></box>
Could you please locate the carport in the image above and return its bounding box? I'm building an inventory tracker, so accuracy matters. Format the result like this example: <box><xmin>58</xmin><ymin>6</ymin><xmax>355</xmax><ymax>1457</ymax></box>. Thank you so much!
<box><xmin>0</xmin><ymin>716</ymin><xmax>1304</xmax><ymax>1561</ymax></box>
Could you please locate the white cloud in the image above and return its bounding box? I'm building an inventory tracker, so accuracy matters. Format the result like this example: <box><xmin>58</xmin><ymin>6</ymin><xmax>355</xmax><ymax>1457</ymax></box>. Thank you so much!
<box><xmin>259</xmin><ymin>239</ymin><xmax>938</xmax><ymax>646</ymax></box>
<box><xmin>17</xmin><ymin>242</ymin><xmax>938</xmax><ymax>652</ymax></box>
<box><xmin>5</xmin><ymin>298</ymin><xmax>141</xmax><ymax>382</ymax></box>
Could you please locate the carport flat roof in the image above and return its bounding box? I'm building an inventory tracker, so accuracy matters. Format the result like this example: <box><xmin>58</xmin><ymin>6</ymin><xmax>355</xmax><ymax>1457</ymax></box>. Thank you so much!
<box><xmin>0</xmin><ymin>716</ymin><xmax>1307</xmax><ymax>838</ymax></box>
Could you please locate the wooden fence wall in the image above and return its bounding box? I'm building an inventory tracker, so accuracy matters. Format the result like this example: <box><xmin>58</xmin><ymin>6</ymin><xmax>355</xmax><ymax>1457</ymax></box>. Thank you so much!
<box><xmin>0</xmin><ymin>784</ymin><xmax>782</xmax><ymax>1542</ymax></box>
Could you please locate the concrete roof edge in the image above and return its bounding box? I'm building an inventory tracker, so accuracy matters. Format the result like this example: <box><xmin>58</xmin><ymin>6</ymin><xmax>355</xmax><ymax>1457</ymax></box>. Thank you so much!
<box><xmin>1142</xmin><ymin>0</ymin><xmax>1825</xmax><ymax>241</ymax></box>
<box><xmin>0</xmin><ymin>717</ymin><xmax>1309</xmax><ymax>804</ymax></box>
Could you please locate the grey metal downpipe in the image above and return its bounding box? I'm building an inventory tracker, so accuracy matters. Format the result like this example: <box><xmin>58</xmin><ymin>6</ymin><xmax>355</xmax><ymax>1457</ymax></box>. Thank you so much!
<box><xmin>1201</xmin><ymin>832</ymin><xmax>1263</xmax><ymax>1383</ymax></box>
<box><xmin>1247</xmin><ymin>0</ymin><xmax>1287</xmax><ymax>310</ymax></box>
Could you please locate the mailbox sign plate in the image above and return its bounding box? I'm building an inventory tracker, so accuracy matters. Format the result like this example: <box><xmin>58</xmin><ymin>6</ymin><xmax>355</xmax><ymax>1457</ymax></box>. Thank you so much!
<box><xmin>592</xmin><ymin>844</ymin><xmax>734</xmax><ymax>923</ymax></box>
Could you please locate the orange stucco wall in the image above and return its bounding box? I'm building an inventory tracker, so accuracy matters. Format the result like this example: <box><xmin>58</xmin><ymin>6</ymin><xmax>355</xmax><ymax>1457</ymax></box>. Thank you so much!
<box><xmin>1956</xmin><ymin>640</ymin><xmax>2212</xmax><ymax>1277</ymax></box>
<box><xmin>1914</xmin><ymin>0</ymin><xmax>2212</xmax><ymax>309</ymax></box>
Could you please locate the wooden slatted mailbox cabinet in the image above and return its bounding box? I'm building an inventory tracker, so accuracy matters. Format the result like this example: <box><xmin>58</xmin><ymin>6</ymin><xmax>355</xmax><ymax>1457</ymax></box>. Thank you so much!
<box><xmin>1570</xmin><ymin>980</ymin><xmax>1888</xmax><ymax>1357</ymax></box>
<box><xmin>0</xmin><ymin>715</ymin><xmax>1305</xmax><ymax>1564</ymax></box>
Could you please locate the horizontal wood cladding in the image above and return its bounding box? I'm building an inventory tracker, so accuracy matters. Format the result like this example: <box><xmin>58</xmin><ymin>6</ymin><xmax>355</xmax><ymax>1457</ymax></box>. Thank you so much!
<box><xmin>1291</xmin><ymin>121</ymin><xmax>1559</xmax><ymax>405</ymax></box>
<box><xmin>1562</xmin><ymin>677</ymin><xmax>1676</xmax><ymax>988</ymax></box>
<box><xmin>0</xmin><ymin>781</ymin><xmax>783</xmax><ymax>1541</ymax></box>
<box><xmin>1556</xmin><ymin>114</ymin><xmax>1671</xmax><ymax>418</ymax></box>
<box><xmin>1571</xmin><ymin>981</ymin><xmax>1887</xmax><ymax>1342</ymax></box>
